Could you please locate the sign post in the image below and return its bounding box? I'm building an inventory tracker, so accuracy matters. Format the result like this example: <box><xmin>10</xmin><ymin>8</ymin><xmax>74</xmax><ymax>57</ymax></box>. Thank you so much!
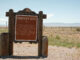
<box><xmin>6</xmin><ymin>9</ymin><xmax>15</xmax><ymax>55</ymax></box>
<box><xmin>6</xmin><ymin>8</ymin><xmax>48</xmax><ymax>57</ymax></box>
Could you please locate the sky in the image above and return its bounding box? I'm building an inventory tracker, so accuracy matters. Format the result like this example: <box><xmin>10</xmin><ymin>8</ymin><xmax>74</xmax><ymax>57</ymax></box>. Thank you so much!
<box><xmin>0</xmin><ymin>0</ymin><xmax>80</xmax><ymax>26</ymax></box>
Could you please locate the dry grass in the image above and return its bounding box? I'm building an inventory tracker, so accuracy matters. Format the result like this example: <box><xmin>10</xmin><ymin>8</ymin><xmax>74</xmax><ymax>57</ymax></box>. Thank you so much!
<box><xmin>0</xmin><ymin>27</ymin><xmax>80</xmax><ymax>48</ymax></box>
<box><xmin>0</xmin><ymin>27</ymin><xmax>8</xmax><ymax>34</ymax></box>
<box><xmin>43</xmin><ymin>27</ymin><xmax>80</xmax><ymax>48</ymax></box>
<box><xmin>0</xmin><ymin>27</ymin><xmax>80</xmax><ymax>60</ymax></box>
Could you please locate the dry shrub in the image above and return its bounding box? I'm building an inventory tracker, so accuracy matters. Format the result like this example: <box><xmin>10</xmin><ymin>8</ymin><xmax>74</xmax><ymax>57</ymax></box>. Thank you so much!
<box><xmin>76</xmin><ymin>28</ymin><xmax>80</xmax><ymax>32</ymax></box>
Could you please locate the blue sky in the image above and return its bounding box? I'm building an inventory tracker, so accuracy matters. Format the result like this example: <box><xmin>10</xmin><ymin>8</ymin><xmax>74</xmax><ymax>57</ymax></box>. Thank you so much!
<box><xmin>0</xmin><ymin>0</ymin><xmax>80</xmax><ymax>26</ymax></box>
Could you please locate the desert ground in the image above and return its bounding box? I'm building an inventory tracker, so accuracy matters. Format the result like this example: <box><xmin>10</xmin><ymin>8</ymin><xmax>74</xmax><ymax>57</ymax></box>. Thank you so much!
<box><xmin>0</xmin><ymin>43</ymin><xmax>80</xmax><ymax>60</ymax></box>
<box><xmin>0</xmin><ymin>27</ymin><xmax>80</xmax><ymax>60</ymax></box>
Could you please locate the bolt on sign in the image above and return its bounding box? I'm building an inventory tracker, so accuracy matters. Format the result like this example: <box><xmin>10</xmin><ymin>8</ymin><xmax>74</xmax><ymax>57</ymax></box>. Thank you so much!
<box><xmin>15</xmin><ymin>15</ymin><xmax>38</xmax><ymax>41</ymax></box>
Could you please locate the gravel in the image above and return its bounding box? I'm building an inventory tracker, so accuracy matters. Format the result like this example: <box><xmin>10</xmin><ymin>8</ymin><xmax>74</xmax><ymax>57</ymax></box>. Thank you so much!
<box><xmin>0</xmin><ymin>42</ymin><xmax>80</xmax><ymax>60</ymax></box>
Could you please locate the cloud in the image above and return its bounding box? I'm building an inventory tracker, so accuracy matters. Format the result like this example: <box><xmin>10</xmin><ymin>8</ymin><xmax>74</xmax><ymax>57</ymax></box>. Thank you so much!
<box><xmin>43</xmin><ymin>13</ymin><xmax>54</xmax><ymax>23</ymax></box>
<box><xmin>47</xmin><ymin>13</ymin><xmax>54</xmax><ymax>19</ymax></box>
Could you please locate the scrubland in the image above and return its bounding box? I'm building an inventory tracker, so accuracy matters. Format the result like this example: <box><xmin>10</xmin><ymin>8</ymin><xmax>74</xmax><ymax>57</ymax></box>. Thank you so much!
<box><xmin>43</xmin><ymin>27</ymin><xmax>80</xmax><ymax>48</ymax></box>
<box><xmin>0</xmin><ymin>27</ymin><xmax>80</xmax><ymax>60</ymax></box>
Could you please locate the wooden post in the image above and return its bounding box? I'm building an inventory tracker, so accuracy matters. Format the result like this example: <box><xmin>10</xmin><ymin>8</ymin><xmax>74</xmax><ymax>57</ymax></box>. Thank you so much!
<box><xmin>0</xmin><ymin>33</ymin><xmax>9</xmax><ymax>56</ymax></box>
<box><xmin>6</xmin><ymin>9</ymin><xmax>15</xmax><ymax>56</ymax></box>
<box><xmin>38</xmin><ymin>11</ymin><xmax>43</xmax><ymax>56</ymax></box>
<box><xmin>42</xmin><ymin>36</ymin><xmax>48</xmax><ymax>57</ymax></box>
<box><xmin>0</xmin><ymin>34</ymin><xmax>1</xmax><ymax>56</ymax></box>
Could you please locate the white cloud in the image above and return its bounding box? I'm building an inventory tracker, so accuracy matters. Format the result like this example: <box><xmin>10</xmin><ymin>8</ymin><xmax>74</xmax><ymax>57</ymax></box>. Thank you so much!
<box><xmin>47</xmin><ymin>13</ymin><xmax>54</xmax><ymax>19</ymax></box>
<box><xmin>43</xmin><ymin>13</ymin><xmax>54</xmax><ymax>23</ymax></box>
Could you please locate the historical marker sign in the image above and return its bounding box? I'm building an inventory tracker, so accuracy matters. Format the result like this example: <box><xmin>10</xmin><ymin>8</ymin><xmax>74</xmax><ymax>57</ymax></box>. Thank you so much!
<box><xmin>15</xmin><ymin>15</ymin><xmax>38</xmax><ymax>41</ymax></box>
<box><xmin>6</xmin><ymin>8</ymin><xmax>47</xmax><ymax>57</ymax></box>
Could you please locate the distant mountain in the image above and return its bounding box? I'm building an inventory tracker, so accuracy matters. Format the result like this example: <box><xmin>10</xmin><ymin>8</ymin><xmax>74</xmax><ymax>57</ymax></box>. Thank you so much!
<box><xmin>0</xmin><ymin>25</ymin><xmax>7</xmax><ymax>27</ymax></box>
<box><xmin>0</xmin><ymin>23</ymin><xmax>80</xmax><ymax>27</ymax></box>
<box><xmin>43</xmin><ymin>23</ymin><xmax>80</xmax><ymax>27</ymax></box>
<box><xmin>0</xmin><ymin>23</ymin><xmax>7</xmax><ymax>27</ymax></box>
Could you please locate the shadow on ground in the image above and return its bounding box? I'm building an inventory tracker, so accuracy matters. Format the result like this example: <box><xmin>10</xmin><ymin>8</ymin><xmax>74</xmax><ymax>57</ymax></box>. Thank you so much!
<box><xmin>0</xmin><ymin>56</ymin><xmax>46</xmax><ymax>59</ymax></box>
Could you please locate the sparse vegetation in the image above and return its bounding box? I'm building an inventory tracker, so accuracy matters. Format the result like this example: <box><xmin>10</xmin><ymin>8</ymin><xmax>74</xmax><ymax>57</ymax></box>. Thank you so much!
<box><xmin>76</xmin><ymin>28</ymin><xmax>80</xmax><ymax>32</ymax></box>
<box><xmin>43</xmin><ymin>27</ymin><xmax>80</xmax><ymax>48</ymax></box>
<box><xmin>1</xmin><ymin>27</ymin><xmax>80</xmax><ymax>48</ymax></box>
<box><xmin>55</xmin><ymin>35</ymin><xmax>61</xmax><ymax>40</ymax></box>
<box><xmin>0</xmin><ymin>27</ymin><xmax>8</xmax><ymax>33</ymax></box>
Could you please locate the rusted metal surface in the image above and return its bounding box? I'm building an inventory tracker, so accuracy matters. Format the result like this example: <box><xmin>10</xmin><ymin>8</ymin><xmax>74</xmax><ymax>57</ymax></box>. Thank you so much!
<box><xmin>15</xmin><ymin>15</ymin><xmax>38</xmax><ymax>41</ymax></box>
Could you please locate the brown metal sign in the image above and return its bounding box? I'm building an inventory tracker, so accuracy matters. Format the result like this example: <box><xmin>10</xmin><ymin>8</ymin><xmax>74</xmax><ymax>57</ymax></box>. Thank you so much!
<box><xmin>15</xmin><ymin>15</ymin><xmax>38</xmax><ymax>41</ymax></box>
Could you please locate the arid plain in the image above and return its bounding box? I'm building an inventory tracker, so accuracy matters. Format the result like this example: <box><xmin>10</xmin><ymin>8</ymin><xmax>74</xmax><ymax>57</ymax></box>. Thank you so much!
<box><xmin>0</xmin><ymin>27</ymin><xmax>80</xmax><ymax>60</ymax></box>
